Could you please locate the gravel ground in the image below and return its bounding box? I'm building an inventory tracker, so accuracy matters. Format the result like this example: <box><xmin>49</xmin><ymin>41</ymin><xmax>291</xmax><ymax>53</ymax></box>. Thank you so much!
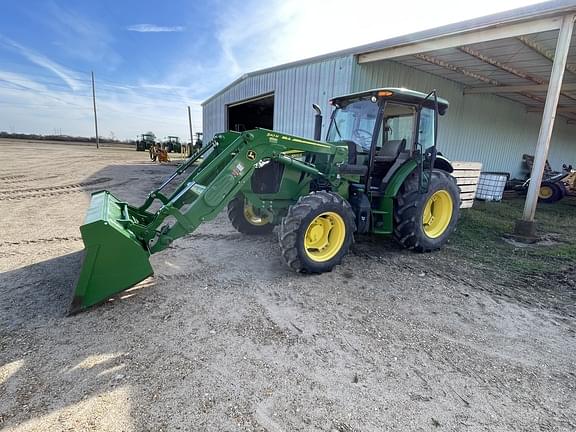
<box><xmin>0</xmin><ymin>141</ymin><xmax>575</xmax><ymax>431</ymax></box>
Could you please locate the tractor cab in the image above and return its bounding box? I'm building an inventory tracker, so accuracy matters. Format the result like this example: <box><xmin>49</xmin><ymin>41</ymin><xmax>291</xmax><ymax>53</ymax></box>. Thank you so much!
<box><xmin>326</xmin><ymin>88</ymin><xmax>450</xmax><ymax>192</ymax></box>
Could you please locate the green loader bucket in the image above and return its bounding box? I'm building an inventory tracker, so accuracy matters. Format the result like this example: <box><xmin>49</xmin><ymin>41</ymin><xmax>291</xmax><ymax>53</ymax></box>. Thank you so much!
<box><xmin>70</xmin><ymin>191</ymin><xmax>153</xmax><ymax>314</ymax></box>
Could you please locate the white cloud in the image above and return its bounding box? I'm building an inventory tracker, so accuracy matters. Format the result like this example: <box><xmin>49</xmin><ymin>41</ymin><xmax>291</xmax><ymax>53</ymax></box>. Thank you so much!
<box><xmin>210</xmin><ymin>0</ymin><xmax>545</xmax><ymax>76</ymax></box>
<box><xmin>127</xmin><ymin>24</ymin><xmax>185</xmax><ymax>33</ymax></box>
<box><xmin>0</xmin><ymin>35</ymin><xmax>83</xmax><ymax>91</ymax></box>
<box><xmin>164</xmin><ymin>0</ymin><xmax>543</xmax><ymax>103</ymax></box>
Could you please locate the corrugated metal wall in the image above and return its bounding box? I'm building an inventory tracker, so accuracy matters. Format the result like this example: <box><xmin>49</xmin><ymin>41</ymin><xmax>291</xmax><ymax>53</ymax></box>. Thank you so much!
<box><xmin>203</xmin><ymin>55</ymin><xmax>575</xmax><ymax>177</ymax></box>
<box><xmin>202</xmin><ymin>56</ymin><xmax>355</xmax><ymax>141</ymax></box>
<box><xmin>352</xmin><ymin>60</ymin><xmax>576</xmax><ymax>177</ymax></box>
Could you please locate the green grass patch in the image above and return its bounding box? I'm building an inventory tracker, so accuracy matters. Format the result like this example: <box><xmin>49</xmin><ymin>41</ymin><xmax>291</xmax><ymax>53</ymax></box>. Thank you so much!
<box><xmin>449</xmin><ymin>196</ymin><xmax>576</xmax><ymax>277</ymax></box>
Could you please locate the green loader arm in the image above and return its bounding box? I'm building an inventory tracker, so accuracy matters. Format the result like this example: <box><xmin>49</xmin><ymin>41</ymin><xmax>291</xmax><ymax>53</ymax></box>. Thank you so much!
<box><xmin>71</xmin><ymin>129</ymin><xmax>348</xmax><ymax>313</ymax></box>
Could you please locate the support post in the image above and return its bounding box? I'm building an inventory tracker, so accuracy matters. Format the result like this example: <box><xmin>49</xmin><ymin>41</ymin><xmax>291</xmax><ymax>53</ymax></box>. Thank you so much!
<box><xmin>515</xmin><ymin>14</ymin><xmax>575</xmax><ymax>238</ymax></box>
<box><xmin>91</xmin><ymin>71</ymin><xmax>100</xmax><ymax>149</ymax></box>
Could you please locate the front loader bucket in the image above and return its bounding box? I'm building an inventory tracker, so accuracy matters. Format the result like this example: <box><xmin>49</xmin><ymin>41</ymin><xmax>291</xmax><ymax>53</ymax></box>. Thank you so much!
<box><xmin>70</xmin><ymin>191</ymin><xmax>153</xmax><ymax>314</ymax></box>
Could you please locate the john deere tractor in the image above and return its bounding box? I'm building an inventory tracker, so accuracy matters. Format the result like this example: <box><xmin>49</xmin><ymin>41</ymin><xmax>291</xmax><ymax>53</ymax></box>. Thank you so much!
<box><xmin>163</xmin><ymin>136</ymin><xmax>182</xmax><ymax>153</ymax></box>
<box><xmin>136</xmin><ymin>132</ymin><xmax>156</xmax><ymax>151</ymax></box>
<box><xmin>71</xmin><ymin>88</ymin><xmax>460</xmax><ymax>313</ymax></box>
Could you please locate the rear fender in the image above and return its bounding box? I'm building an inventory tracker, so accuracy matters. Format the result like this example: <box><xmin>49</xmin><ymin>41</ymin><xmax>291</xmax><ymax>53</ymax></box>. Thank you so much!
<box><xmin>382</xmin><ymin>159</ymin><xmax>418</xmax><ymax>198</ymax></box>
<box><xmin>434</xmin><ymin>155</ymin><xmax>454</xmax><ymax>173</ymax></box>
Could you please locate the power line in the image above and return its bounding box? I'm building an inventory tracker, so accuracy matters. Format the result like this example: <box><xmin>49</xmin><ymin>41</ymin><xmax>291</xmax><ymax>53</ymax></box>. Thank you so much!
<box><xmin>1</xmin><ymin>64</ymin><xmax>207</xmax><ymax>97</ymax></box>
<box><xmin>0</xmin><ymin>80</ymin><xmax>202</xmax><ymax>106</ymax></box>
<box><xmin>0</xmin><ymin>70</ymin><xmax>206</xmax><ymax>105</ymax></box>
<box><xmin>0</xmin><ymin>83</ymin><xmax>89</xmax><ymax>107</ymax></box>
<box><xmin>0</xmin><ymin>101</ymin><xmax>201</xmax><ymax>129</ymax></box>
<box><xmin>0</xmin><ymin>84</ymin><xmax>92</xmax><ymax>98</ymax></box>
<box><xmin>0</xmin><ymin>92</ymin><xmax>200</xmax><ymax>112</ymax></box>
<box><xmin>0</xmin><ymin>67</ymin><xmax>94</xmax><ymax>83</ymax></box>
<box><xmin>0</xmin><ymin>76</ymin><xmax>88</xmax><ymax>88</ymax></box>
<box><xmin>1</xmin><ymin>68</ymin><xmax>192</xmax><ymax>94</ymax></box>
<box><xmin>0</xmin><ymin>101</ymin><xmax>74</xmax><ymax>108</ymax></box>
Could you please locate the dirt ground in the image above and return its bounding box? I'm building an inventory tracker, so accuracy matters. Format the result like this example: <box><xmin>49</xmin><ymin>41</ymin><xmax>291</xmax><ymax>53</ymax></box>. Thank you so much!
<box><xmin>0</xmin><ymin>140</ymin><xmax>574</xmax><ymax>432</ymax></box>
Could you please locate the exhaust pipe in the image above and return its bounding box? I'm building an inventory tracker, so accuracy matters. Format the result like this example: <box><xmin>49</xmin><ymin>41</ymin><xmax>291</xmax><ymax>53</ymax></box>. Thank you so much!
<box><xmin>312</xmin><ymin>104</ymin><xmax>322</xmax><ymax>141</ymax></box>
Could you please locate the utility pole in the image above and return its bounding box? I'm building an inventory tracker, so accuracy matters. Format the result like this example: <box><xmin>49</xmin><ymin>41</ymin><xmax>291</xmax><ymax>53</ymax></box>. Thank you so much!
<box><xmin>187</xmin><ymin>105</ymin><xmax>194</xmax><ymax>156</ymax></box>
<box><xmin>91</xmin><ymin>71</ymin><xmax>100</xmax><ymax>149</ymax></box>
<box><xmin>187</xmin><ymin>105</ymin><xmax>194</xmax><ymax>145</ymax></box>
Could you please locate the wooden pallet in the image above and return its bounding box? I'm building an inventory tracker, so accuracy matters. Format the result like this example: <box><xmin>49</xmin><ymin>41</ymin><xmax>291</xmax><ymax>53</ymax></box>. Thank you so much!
<box><xmin>451</xmin><ymin>161</ymin><xmax>482</xmax><ymax>209</ymax></box>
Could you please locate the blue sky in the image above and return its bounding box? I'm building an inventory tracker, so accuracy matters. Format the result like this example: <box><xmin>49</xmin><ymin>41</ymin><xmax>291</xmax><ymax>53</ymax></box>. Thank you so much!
<box><xmin>0</xmin><ymin>0</ymin><xmax>541</xmax><ymax>140</ymax></box>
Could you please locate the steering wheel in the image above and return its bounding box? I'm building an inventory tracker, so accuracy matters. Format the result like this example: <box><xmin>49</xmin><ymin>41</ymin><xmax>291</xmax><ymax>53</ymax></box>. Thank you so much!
<box><xmin>352</xmin><ymin>128</ymin><xmax>372</xmax><ymax>149</ymax></box>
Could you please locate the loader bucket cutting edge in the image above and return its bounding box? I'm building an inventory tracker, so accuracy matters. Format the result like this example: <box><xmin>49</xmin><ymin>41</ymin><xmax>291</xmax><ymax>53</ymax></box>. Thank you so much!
<box><xmin>70</xmin><ymin>191</ymin><xmax>153</xmax><ymax>314</ymax></box>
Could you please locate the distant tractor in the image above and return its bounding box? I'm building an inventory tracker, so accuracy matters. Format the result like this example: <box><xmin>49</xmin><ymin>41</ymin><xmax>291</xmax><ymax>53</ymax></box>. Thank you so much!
<box><xmin>194</xmin><ymin>132</ymin><xmax>203</xmax><ymax>151</ymax></box>
<box><xmin>136</xmin><ymin>132</ymin><xmax>156</xmax><ymax>151</ymax></box>
<box><xmin>163</xmin><ymin>136</ymin><xmax>181</xmax><ymax>153</ymax></box>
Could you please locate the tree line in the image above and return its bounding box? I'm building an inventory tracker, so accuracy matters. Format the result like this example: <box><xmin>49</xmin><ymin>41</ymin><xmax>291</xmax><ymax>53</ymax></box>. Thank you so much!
<box><xmin>0</xmin><ymin>131</ymin><xmax>135</xmax><ymax>144</ymax></box>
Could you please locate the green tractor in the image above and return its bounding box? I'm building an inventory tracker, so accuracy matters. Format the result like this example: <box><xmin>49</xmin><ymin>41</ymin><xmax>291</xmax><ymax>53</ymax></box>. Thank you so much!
<box><xmin>163</xmin><ymin>136</ymin><xmax>181</xmax><ymax>153</ymax></box>
<box><xmin>136</xmin><ymin>132</ymin><xmax>156</xmax><ymax>151</ymax></box>
<box><xmin>71</xmin><ymin>88</ymin><xmax>460</xmax><ymax>313</ymax></box>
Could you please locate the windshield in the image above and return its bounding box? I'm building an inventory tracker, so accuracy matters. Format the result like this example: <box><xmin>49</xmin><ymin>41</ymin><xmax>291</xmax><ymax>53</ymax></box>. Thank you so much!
<box><xmin>326</xmin><ymin>99</ymin><xmax>379</xmax><ymax>151</ymax></box>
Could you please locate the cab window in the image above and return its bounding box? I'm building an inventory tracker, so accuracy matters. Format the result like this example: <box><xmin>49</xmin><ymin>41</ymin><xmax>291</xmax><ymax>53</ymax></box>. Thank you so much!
<box><xmin>326</xmin><ymin>99</ymin><xmax>379</xmax><ymax>151</ymax></box>
<box><xmin>377</xmin><ymin>103</ymin><xmax>416</xmax><ymax>149</ymax></box>
<box><xmin>418</xmin><ymin>107</ymin><xmax>435</xmax><ymax>149</ymax></box>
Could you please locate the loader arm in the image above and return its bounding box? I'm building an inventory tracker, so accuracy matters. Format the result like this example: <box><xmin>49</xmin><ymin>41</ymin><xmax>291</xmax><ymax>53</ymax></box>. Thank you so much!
<box><xmin>72</xmin><ymin>129</ymin><xmax>348</xmax><ymax>313</ymax></box>
<box><xmin>132</xmin><ymin>129</ymin><xmax>345</xmax><ymax>253</ymax></box>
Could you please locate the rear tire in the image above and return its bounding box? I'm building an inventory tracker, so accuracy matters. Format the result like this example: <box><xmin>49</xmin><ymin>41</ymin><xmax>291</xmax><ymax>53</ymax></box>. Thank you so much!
<box><xmin>394</xmin><ymin>170</ymin><xmax>460</xmax><ymax>252</ymax></box>
<box><xmin>227</xmin><ymin>194</ymin><xmax>274</xmax><ymax>235</ymax></box>
<box><xmin>279</xmin><ymin>191</ymin><xmax>355</xmax><ymax>273</ymax></box>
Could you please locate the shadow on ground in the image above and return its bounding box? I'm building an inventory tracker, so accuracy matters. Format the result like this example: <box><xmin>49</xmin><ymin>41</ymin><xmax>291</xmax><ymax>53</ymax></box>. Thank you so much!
<box><xmin>0</xmin><ymin>252</ymin><xmax>81</xmax><ymax>328</ymax></box>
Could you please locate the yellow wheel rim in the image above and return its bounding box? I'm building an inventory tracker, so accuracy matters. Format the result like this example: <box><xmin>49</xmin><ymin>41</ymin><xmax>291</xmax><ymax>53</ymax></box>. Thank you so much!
<box><xmin>244</xmin><ymin>203</ymin><xmax>270</xmax><ymax>226</ymax></box>
<box><xmin>304</xmin><ymin>212</ymin><xmax>346</xmax><ymax>262</ymax></box>
<box><xmin>539</xmin><ymin>185</ymin><xmax>553</xmax><ymax>199</ymax></box>
<box><xmin>422</xmin><ymin>190</ymin><xmax>453</xmax><ymax>239</ymax></box>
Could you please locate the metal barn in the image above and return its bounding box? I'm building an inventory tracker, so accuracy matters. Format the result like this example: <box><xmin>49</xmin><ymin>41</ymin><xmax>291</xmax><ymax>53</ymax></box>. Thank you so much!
<box><xmin>202</xmin><ymin>0</ymin><xmax>576</xmax><ymax>232</ymax></box>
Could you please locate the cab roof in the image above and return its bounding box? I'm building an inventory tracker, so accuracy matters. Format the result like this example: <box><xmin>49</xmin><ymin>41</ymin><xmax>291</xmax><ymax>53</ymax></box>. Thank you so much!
<box><xmin>330</xmin><ymin>88</ymin><xmax>449</xmax><ymax>115</ymax></box>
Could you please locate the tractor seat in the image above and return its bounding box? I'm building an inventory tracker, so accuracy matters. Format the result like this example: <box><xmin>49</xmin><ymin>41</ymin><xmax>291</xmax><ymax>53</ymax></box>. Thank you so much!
<box><xmin>338</xmin><ymin>140</ymin><xmax>369</xmax><ymax>176</ymax></box>
<box><xmin>342</xmin><ymin>140</ymin><xmax>366</xmax><ymax>164</ymax></box>
<box><xmin>374</xmin><ymin>139</ymin><xmax>406</xmax><ymax>163</ymax></box>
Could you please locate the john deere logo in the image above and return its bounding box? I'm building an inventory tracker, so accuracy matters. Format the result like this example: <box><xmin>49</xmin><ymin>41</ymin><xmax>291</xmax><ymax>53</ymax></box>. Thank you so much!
<box><xmin>246</xmin><ymin>150</ymin><xmax>256</xmax><ymax>161</ymax></box>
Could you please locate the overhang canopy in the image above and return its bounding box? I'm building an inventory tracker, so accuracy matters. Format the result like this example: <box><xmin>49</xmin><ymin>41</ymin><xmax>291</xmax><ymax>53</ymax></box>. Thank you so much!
<box><xmin>356</xmin><ymin>2</ymin><xmax>576</xmax><ymax>122</ymax></box>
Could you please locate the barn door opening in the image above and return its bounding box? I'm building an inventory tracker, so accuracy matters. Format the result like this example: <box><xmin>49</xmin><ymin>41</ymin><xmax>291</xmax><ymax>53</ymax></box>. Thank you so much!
<box><xmin>227</xmin><ymin>93</ymin><xmax>274</xmax><ymax>132</ymax></box>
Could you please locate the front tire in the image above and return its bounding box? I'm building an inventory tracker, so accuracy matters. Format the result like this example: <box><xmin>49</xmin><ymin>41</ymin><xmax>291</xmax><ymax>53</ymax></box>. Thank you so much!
<box><xmin>227</xmin><ymin>194</ymin><xmax>274</xmax><ymax>235</ymax></box>
<box><xmin>394</xmin><ymin>170</ymin><xmax>460</xmax><ymax>252</ymax></box>
<box><xmin>539</xmin><ymin>181</ymin><xmax>563</xmax><ymax>203</ymax></box>
<box><xmin>279</xmin><ymin>191</ymin><xmax>356</xmax><ymax>273</ymax></box>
